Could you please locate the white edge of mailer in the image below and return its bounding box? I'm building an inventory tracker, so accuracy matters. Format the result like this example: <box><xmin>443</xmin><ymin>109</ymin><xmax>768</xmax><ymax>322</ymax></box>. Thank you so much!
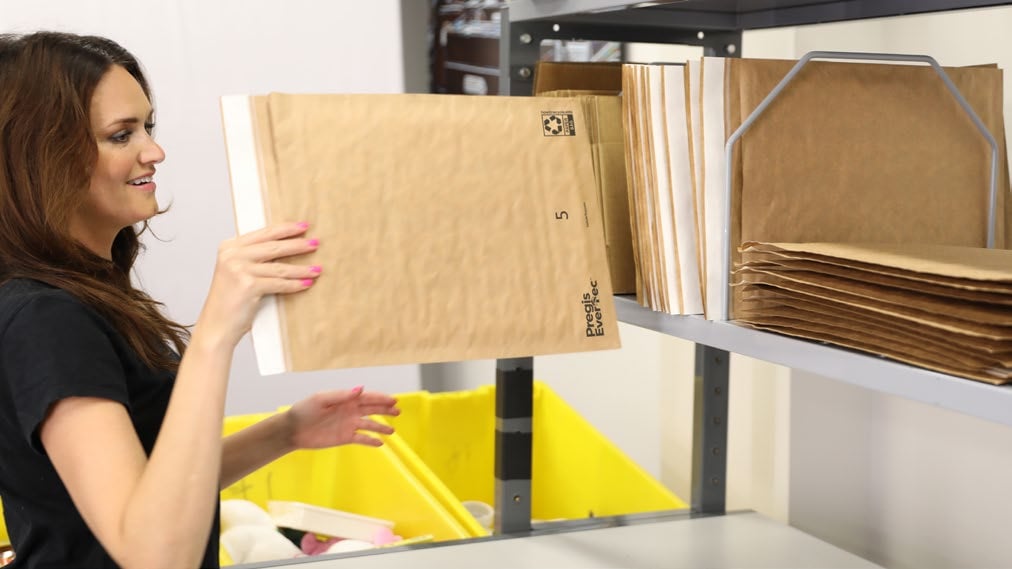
<box><xmin>219</xmin><ymin>94</ymin><xmax>287</xmax><ymax>375</ymax></box>
<box><xmin>701</xmin><ymin>57</ymin><xmax>727</xmax><ymax>321</ymax></box>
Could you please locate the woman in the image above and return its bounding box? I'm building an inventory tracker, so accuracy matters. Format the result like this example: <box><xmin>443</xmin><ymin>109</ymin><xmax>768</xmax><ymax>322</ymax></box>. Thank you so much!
<box><xmin>0</xmin><ymin>31</ymin><xmax>399</xmax><ymax>569</ymax></box>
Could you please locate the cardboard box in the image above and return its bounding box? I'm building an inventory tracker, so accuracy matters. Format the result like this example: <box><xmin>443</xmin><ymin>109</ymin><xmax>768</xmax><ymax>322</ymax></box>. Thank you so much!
<box><xmin>535</xmin><ymin>62</ymin><xmax>636</xmax><ymax>294</ymax></box>
<box><xmin>221</xmin><ymin>93</ymin><xmax>620</xmax><ymax>374</ymax></box>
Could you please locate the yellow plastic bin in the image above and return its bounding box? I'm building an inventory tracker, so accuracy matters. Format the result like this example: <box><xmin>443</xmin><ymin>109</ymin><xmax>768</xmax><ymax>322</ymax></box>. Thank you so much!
<box><xmin>0</xmin><ymin>499</ymin><xmax>8</xmax><ymax>546</ymax></box>
<box><xmin>220</xmin><ymin>412</ymin><xmax>483</xmax><ymax>542</ymax></box>
<box><xmin>385</xmin><ymin>381</ymin><xmax>687</xmax><ymax>529</ymax></box>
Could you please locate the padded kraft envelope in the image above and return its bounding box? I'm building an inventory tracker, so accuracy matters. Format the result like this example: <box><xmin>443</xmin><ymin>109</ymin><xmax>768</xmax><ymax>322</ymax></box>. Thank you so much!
<box><xmin>221</xmin><ymin>93</ymin><xmax>620</xmax><ymax>374</ymax></box>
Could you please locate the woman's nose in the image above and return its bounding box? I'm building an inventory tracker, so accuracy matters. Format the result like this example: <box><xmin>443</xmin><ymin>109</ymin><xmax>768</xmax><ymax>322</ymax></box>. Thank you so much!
<box><xmin>141</xmin><ymin>138</ymin><xmax>166</xmax><ymax>165</ymax></box>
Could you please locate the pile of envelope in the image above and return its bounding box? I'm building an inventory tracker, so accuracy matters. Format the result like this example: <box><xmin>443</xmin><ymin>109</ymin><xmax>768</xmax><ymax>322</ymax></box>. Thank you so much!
<box><xmin>734</xmin><ymin>241</ymin><xmax>1012</xmax><ymax>384</ymax></box>
<box><xmin>619</xmin><ymin>56</ymin><xmax>1011</xmax><ymax>319</ymax></box>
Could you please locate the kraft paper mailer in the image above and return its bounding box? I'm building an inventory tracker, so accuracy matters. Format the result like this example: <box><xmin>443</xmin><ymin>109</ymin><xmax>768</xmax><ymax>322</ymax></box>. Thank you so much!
<box><xmin>733</xmin><ymin>241</ymin><xmax>1012</xmax><ymax>383</ymax></box>
<box><xmin>537</xmin><ymin>88</ymin><xmax>636</xmax><ymax>295</ymax></box>
<box><xmin>736</xmin><ymin>268</ymin><xmax>1012</xmax><ymax>331</ymax></box>
<box><xmin>659</xmin><ymin>64</ymin><xmax>703</xmax><ymax>315</ymax></box>
<box><xmin>638</xmin><ymin>65</ymin><xmax>665</xmax><ymax>311</ymax></box>
<box><xmin>699</xmin><ymin>57</ymin><xmax>730</xmax><ymax>319</ymax></box>
<box><xmin>737</xmin><ymin>289</ymin><xmax>1012</xmax><ymax>355</ymax></box>
<box><xmin>735</xmin><ymin>288</ymin><xmax>1012</xmax><ymax>382</ymax></box>
<box><xmin>221</xmin><ymin>93</ymin><xmax>620</xmax><ymax>374</ymax></box>
<box><xmin>627</xmin><ymin>65</ymin><xmax>663</xmax><ymax>309</ymax></box>
<box><xmin>685</xmin><ymin>60</ymin><xmax>707</xmax><ymax>310</ymax></box>
<box><xmin>642</xmin><ymin>64</ymin><xmax>674</xmax><ymax>313</ymax></box>
<box><xmin>743</xmin><ymin>241</ymin><xmax>1012</xmax><ymax>281</ymax></box>
<box><xmin>647</xmin><ymin>65</ymin><xmax>676</xmax><ymax>314</ymax></box>
<box><xmin>620</xmin><ymin>65</ymin><xmax>646</xmax><ymax>302</ymax></box>
<box><xmin>533</xmin><ymin>61</ymin><xmax>622</xmax><ymax>94</ymax></box>
<box><xmin>532</xmin><ymin>62</ymin><xmax>636</xmax><ymax>295</ymax></box>
<box><xmin>618</xmin><ymin>64</ymin><xmax>703</xmax><ymax>315</ymax></box>
<box><xmin>734</xmin><ymin>311</ymin><xmax>1011</xmax><ymax>383</ymax></box>
<box><xmin>738</xmin><ymin>252</ymin><xmax>1012</xmax><ymax>301</ymax></box>
<box><xmin>698</xmin><ymin>57</ymin><xmax>1010</xmax><ymax>319</ymax></box>
<box><xmin>736</xmin><ymin>300</ymin><xmax>1012</xmax><ymax>369</ymax></box>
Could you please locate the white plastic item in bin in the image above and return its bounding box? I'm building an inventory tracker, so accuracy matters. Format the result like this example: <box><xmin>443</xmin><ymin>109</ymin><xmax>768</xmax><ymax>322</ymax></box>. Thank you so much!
<box><xmin>461</xmin><ymin>500</ymin><xmax>494</xmax><ymax>530</ymax></box>
<box><xmin>267</xmin><ymin>501</ymin><xmax>394</xmax><ymax>542</ymax></box>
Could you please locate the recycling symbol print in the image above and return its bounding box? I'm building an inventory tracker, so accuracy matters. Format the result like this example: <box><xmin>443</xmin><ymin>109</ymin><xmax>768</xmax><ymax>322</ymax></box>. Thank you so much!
<box><xmin>544</xmin><ymin>114</ymin><xmax>564</xmax><ymax>135</ymax></box>
<box><xmin>541</xmin><ymin>111</ymin><xmax>576</xmax><ymax>136</ymax></box>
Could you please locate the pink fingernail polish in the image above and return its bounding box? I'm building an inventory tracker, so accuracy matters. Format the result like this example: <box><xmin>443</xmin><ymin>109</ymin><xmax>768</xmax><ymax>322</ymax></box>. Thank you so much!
<box><xmin>301</xmin><ymin>279</ymin><xmax>314</xmax><ymax>287</ymax></box>
<box><xmin>310</xmin><ymin>265</ymin><xmax>323</xmax><ymax>273</ymax></box>
<box><xmin>297</xmin><ymin>221</ymin><xmax>310</xmax><ymax>229</ymax></box>
<box><xmin>307</xmin><ymin>238</ymin><xmax>320</xmax><ymax>247</ymax></box>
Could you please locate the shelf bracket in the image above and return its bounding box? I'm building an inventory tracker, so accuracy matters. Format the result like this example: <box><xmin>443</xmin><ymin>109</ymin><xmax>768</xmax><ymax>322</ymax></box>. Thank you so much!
<box><xmin>503</xmin><ymin>14</ymin><xmax>741</xmax><ymax>96</ymax></box>
<box><xmin>494</xmin><ymin>356</ymin><xmax>534</xmax><ymax>534</ymax></box>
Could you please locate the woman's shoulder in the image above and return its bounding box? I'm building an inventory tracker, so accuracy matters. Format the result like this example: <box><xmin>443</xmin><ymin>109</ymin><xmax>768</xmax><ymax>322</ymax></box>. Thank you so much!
<box><xmin>0</xmin><ymin>278</ymin><xmax>94</xmax><ymax>328</ymax></box>
<box><xmin>0</xmin><ymin>277</ymin><xmax>78</xmax><ymax>303</ymax></box>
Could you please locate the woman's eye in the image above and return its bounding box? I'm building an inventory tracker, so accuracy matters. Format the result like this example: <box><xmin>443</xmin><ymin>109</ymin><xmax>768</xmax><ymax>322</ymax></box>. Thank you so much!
<box><xmin>110</xmin><ymin>130</ymin><xmax>131</xmax><ymax>143</ymax></box>
<box><xmin>144</xmin><ymin>122</ymin><xmax>155</xmax><ymax>134</ymax></box>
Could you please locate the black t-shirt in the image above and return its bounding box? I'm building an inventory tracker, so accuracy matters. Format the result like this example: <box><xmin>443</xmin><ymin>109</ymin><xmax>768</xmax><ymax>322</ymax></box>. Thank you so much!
<box><xmin>0</xmin><ymin>279</ymin><xmax>219</xmax><ymax>568</ymax></box>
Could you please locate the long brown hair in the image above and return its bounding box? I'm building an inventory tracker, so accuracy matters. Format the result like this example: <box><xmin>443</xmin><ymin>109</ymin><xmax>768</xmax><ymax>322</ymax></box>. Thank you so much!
<box><xmin>0</xmin><ymin>31</ymin><xmax>188</xmax><ymax>370</ymax></box>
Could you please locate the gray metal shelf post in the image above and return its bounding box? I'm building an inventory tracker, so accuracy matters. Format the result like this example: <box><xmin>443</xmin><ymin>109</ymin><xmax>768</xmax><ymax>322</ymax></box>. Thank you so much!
<box><xmin>494</xmin><ymin>356</ymin><xmax>534</xmax><ymax>534</ymax></box>
<box><xmin>693</xmin><ymin>345</ymin><xmax>730</xmax><ymax>513</ymax></box>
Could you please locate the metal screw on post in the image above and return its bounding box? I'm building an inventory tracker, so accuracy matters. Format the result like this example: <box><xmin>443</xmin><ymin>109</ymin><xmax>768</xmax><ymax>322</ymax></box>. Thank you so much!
<box><xmin>519</xmin><ymin>33</ymin><xmax>532</xmax><ymax>44</ymax></box>
<box><xmin>518</xmin><ymin>67</ymin><xmax>532</xmax><ymax>79</ymax></box>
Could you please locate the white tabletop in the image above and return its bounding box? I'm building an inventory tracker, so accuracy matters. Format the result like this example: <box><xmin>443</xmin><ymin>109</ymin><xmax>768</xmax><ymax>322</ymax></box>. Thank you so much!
<box><xmin>246</xmin><ymin>512</ymin><xmax>881</xmax><ymax>569</ymax></box>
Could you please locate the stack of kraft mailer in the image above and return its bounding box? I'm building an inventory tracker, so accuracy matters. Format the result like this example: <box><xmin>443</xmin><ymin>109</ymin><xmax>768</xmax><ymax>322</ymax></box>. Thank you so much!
<box><xmin>734</xmin><ymin>242</ymin><xmax>1012</xmax><ymax>385</ymax></box>
<box><xmin>620</xmin><ymin>62</ymin><xmax>704</xmax><ymax>316</ymax></box>
<box><xmin>617</xmin><ymin>55</ymin><xmax>1011</xmax><ymax>320</ymax></box>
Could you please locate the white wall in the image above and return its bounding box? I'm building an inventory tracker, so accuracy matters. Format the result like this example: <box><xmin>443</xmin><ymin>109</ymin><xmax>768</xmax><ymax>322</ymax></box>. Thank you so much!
<box><xmin>0</xmin><ymin>0</ymin><xmax>427</xmax><ymax>414</ymax></box>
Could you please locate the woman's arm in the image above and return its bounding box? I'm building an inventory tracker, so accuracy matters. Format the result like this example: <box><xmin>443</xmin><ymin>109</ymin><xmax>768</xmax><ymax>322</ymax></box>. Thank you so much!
<box><xmin>219</xmin><ymin>387</ymin><xmax>399</xmax><ymax>490</ymax></box>
<box><xmin>220</xmin><ymin>412</ymin><xmax>293</xmax><ymax>490</ymax></box>
<box><xmin>40</xmin><ymin>222</ymin><xmax>318</xmax><ymax>569</ymax></box>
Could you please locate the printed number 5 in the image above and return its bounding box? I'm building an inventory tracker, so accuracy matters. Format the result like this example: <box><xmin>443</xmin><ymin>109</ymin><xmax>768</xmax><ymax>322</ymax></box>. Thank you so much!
<box><xmin>555</xmin><ymin>211</ymin><xmax>569</xmax><ymax>220</ymax></box>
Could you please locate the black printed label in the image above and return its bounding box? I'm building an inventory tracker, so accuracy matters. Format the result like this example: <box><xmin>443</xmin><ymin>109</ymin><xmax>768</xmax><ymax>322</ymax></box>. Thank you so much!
<box><xmin>582</xmin><ymin>280</ymin><xmax>605</xmax><ymax>337</ymax></box>
<box><xmin>542</xmin><ymin>112</ymin><xmax>576</xmax><ymax>136</ymax></box>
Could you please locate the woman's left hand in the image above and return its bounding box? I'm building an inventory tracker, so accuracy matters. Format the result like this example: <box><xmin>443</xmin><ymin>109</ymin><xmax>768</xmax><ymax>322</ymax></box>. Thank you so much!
<box><xmin>283</xmin><ymin>387</ymin><xmax>399</xmax><ymax>450</ymax></box>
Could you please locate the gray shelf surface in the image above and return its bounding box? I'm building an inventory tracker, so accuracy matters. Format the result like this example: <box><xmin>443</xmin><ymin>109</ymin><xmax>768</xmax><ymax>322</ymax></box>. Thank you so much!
<box><xmin>616</xmin><ymin>295</ymin><xmax>1012</xmax><ymax>427</ymax></box>
<box><xmin>244</xmin><ymin>512</ymin><xmax>880</xmax><ymax>569</ymax></box>
<box><xmin>508</xmin><ymin>0</ymin><xmax>1012</xmax><ymax>29</ymax></box>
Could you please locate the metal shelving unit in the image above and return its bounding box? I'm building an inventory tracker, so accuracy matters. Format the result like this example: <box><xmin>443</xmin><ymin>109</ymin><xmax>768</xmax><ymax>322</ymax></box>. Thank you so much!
<box><xmin>491</xmin><ymin>0</ymin><xmax>1012</xmax><ymax>551</ymax></box>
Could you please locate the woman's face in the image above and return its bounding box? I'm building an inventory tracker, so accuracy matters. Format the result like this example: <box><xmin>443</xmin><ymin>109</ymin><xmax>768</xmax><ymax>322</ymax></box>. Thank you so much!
<box><xmin>72</xmin><ymin>64</ymin><xmax>165</xmax><ymax>257</ymax></box>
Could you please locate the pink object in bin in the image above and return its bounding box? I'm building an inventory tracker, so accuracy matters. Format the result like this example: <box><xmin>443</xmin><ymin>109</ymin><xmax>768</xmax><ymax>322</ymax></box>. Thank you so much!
<box><xmin>300</xmin><ymin>533</ymin><xmax>341</xmax><ymax>556</ymax></box>
<box><xmin>371</xmin><ymin>527</ymin><xmax>402</xmax><ymax>546</ymax></box>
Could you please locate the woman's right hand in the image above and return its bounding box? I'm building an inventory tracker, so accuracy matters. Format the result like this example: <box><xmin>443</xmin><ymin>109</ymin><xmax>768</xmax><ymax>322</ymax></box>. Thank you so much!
<box><xmin>196</xmin><ymin>221</ymin><xmax>321</xmax><ymax>349</ymax></box>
